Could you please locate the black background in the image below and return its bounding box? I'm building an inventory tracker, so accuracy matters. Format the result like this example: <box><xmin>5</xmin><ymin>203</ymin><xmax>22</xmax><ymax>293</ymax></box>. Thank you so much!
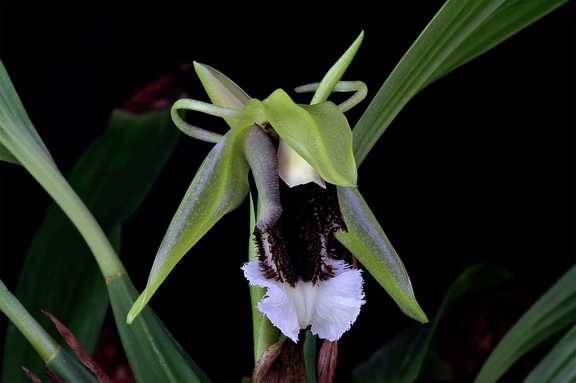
<box><xmin>1</xmin><ymin>1</ymin><xmax>574</xmax><ymax>382</ymax></box>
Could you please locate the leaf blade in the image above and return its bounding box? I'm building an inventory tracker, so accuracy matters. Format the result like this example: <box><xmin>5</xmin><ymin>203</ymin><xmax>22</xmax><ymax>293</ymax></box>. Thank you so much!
<box><xmin>109</xmin><ymin>274</ymin><xmax>210</xmax><ymax>382</ymax></box>
<box><xmin>474</xmin><ymin>264</ymin><xmax>576</xmax><ymax>383</ymax></box>
<box><xmin>352</xmin><ymin>0</ymin><xmax>569</xmax><ymax>167</ymax></box>
<box><xmin>1</xmin><ymin>75</ymin><xmax>182</xmax><ymax>380</ymax></box>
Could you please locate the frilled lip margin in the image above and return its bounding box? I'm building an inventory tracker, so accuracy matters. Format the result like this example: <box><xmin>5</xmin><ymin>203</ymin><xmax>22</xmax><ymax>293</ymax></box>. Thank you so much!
<box><xmin>242</xmin><ymin>137</ymin><xmax>365</xmax><ymax>343</ymax></box>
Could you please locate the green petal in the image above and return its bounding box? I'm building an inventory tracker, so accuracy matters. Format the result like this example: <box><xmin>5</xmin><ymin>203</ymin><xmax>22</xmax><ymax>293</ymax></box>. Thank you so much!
<box><xmin>127</xmin><ymin>124</ymin><xmax>251</xmax><ymax>322</ymax></box>
<box><xmin>260</xmin><ymin>89</ymin><xmax>357</xmax><ymax>186</ymax></box>
<box><xmin>335</xmin><ymin>186</ymin><xmax>428</xmax><ymax>323</ymax></box>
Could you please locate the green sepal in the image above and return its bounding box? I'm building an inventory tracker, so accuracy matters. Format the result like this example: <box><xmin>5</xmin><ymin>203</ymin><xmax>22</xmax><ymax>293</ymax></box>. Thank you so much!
<box><xmin>257</xmin><ymin>89</ymin><xmax>357</xmax><ymax>186</ymax></box>
<box><xmin>335</xmin><ymin>186</ymin><xmax>428</xmax><ymax>323</ymax></box>
<box><xmin>128</xmin><ymin>123</ymin><xmax>251</xmax><ymax>322</ymax></box>
<box><xmin>194</xmin><ymin>62</ymin><xmax>250</xmax><ymax>128</ymax></box>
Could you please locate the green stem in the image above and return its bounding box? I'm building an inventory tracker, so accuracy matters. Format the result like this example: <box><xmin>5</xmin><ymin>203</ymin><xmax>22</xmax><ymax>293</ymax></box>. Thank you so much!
<box><xmin>0</xmin><ymin>279</ymin><xmax>59</xmax><ymax>362</ymax></box>
<box><xmin>1</xmin><ymin>124</ymin><xmax>124</xmax><ymax>280</ymax></box>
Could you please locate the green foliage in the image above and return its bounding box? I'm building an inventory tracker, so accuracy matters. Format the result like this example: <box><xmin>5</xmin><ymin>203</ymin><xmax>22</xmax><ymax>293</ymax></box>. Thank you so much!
<box><xmin>352</xmin><ymin>0</ymin><xmax>568</xmax><ymax>167</ymax></box>
<box><xmin>2</xmin><ymin>108</ymin><xmax>180</xmax><ymax>380</ymax></box>
<box><xmin>0</xmin><ymin>1</ymin><xmax>571</xmax><ymax>381</ymax></box>
<box><xmin>475</xmin><ymin>264</ymin><xmax>576</xmax><ymax>382</ymax></box>
<box><xmin>353</xmin><ymin>264</ymin><xmax>576</xmax><ymax>382</ymax></box>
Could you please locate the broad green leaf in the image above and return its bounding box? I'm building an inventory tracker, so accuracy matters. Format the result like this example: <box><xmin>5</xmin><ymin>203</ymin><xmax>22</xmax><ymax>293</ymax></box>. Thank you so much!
<box><xmin>109</xmin><ymin>273</ymin><xmax>210</xmax><ymax>382</ymax></box>
<box><xmin>352</xmin><ymin>0</ymin><xmax>569</xmax><ymax>167</ymax></box>
<box><xmin>128</xmin><ymin>123</ymin><xmax>251</xmax><ymax>322</ymax></box>
<box><xmin>0</xmin><ymin>142</ymin><xmax>19</xmax><ymax>164</ymax></box>
<box><xmin>474</xmin><ymin>263</ymin><xmax>576</xmax><ymax>383</ymax></box>
<box><xmin>44</xmin><ymin>349</ymin><xmax>100</xmax><ymax>383</ymax></box>
<box><xmin>259</xmin><ymin>89</ymin><xmax>357</xmax><ymax>186</ymax></box>
<box><xmin>523</xmin><ymin>323</ymin><xmax>576</xmax><ymax>383</ymax></box>
<box><xmin>335</xmin><ymin>186</ymin><xmax>427</xmax><ymax>323</ymax></box>
<box><xmin>2</xmin><ymin>72</ymin><xmax>182</xmax><ymax>380</ymax></box>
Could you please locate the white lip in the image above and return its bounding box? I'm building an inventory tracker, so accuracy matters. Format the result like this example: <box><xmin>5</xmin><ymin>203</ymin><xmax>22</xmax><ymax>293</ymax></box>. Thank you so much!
<box><xmin>243</xmin><ymin>258</ymin><xmax>365</xmax><ymax>342</ymax></box>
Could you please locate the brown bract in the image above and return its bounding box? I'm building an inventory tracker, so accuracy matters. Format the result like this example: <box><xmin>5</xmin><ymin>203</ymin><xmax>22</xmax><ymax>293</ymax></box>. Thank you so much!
<box><xmin>252</xmin><ymin>335</ymin><xmax>307</xmax><ymax>383</ymax></box>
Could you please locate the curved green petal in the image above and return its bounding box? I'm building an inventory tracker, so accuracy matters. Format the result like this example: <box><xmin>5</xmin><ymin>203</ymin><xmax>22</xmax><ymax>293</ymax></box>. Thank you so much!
<box><xmin>127</xmin><ymin>124</ymin><xmax>251</xmax><ymax>322</ymax></box>
<box><xmin>260</xmin><ymin>89</ymin><xmax>357</xmax><ymax>186</ymax></box>
<box><xmin>335</xmin><ymin>186</ymin><xmax>428</xmax><ymax>323</ymax></box>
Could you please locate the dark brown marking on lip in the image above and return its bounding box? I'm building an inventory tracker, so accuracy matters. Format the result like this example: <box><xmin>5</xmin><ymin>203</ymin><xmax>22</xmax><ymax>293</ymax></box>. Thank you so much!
<box><xmin>254</xmin><ymin>182</ymin><xmax>347</xmax><ymax>287</ymax></box>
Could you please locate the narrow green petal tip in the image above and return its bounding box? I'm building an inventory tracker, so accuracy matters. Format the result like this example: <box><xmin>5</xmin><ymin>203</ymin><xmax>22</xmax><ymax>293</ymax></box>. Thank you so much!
<box><xmin>126</xmin><ymin>291</ymin><xmax>147</xmax><ymax>324</ymax></box>
<box><xmin>311</xmin><ymin>30</ymin><xmax>364</xmax><ymax>105</ymax></box>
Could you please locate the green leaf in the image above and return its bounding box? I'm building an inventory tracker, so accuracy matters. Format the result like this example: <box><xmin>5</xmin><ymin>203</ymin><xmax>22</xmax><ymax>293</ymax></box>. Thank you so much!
<box><xmin>0</xmin><ymin>142</ymin><xmax>19</xmax><ymax>164</ymax></box>
<box><xmin>109</xmin><ymin>274</ymin><xmax>210</xmax><ymax>382</ymax></box>
<box><xmin>419</xmin><ymin>264</ymin><xmax>515</xmax><ymax>381</ymax></box>
<box><xmin>352</xmin><ymin>0</ymin><xmax>569</xmax><ymax>167</ymax></box>
<box><xmin>335</xmin><ymin>186</ymin><xmax>427</xmax><ymax>323</ymax></box>
<box><xmin>0</xmin><ymin>53</ymin><xmax>207</xmax><ymax>382</ymax></box>
<box><xmin>44</xmin><ymin>349</ymin><xmax>100</xmax><ymax>383</ymax></box>
<box><xmin>0</xmin><ymin>60</ymin><xmax>54</xmax><ymax>166</ymax></box>
<box><xmin>352</xmin><ymin>264</ymin><xmax>515</xmax><ymax>383</ymax></box>
<box><xmin>474</xmin><ymin>264</ymin><xmax>576</xmax><ymax>383</ymax></box>
<box><xmin>260</xmin><ymin>89</ymin><xmax>357</xmax><ymax>186</ymax></box>
<box><xmin>128</xmin><ymin>123</ymin><xmax>251</xmax><ymax>322</ymax></box>
<box><xmin>2</xmin><ymin>90</ymin><xmax>181</xmax><ymax>379</ymax></box>
<box><xmin>523</xmin><ymin>323</ymin><xmax>576</xmax><ymax>383</ymax></box>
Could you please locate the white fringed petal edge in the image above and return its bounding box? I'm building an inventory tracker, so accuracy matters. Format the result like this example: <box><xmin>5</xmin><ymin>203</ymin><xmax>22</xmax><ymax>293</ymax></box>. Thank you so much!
<box><xmin>242</xmin><ymin>258</ymin><xmax>365</xmax><ymax>342</ymax></box>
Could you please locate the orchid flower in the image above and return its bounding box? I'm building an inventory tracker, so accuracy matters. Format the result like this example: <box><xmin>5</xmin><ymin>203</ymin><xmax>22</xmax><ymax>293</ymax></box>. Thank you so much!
<box><xmin>127</xmin><ymin>32</ymin><xmax>427</xmax><ymax>347</ymax></box>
